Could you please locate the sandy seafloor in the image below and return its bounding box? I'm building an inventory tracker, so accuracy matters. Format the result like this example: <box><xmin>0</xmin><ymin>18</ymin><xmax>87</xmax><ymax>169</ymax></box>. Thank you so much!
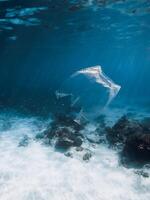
<box><xmin>0</xmin><ymin>106</ymin><xmax>150</xmax><ymax>200</ymax></box>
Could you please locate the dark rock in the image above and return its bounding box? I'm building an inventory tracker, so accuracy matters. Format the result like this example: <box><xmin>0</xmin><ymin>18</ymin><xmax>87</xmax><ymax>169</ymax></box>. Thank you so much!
<box><xmin>64</xmin><ymin>152</ymin><xmax>73</xmax><ymax>158</ymax></box>
<box><xmin>86</xmin><ymin>132</ymin><xmax>106</xmax><ymax>144</ymax></box>
<box><xmin>83</xmin><ymin>152</ymin><xmax>92</xmax><ymax>161</ymax></box>
<box><xmin>135</xmin><ymin>170</ymin><xmax>149</xmax><ymax>178</ymax></box>
<box><xmin>105</xmin><ymin>115</ymin><xmax>150</xmax><ymax>167</ymax></box>
<box><xmin>35</xmin><ymin>131</ymin><xmax>47</xmax><ymax>140</ymax></box>
<box><xmin>54</xmin><ymin>127</ymin><xmax>82</xmax><ymax>151</ymax></box>
<box><xmin>122</xmin><ymin>133</ymin><xmax>150</xmax><ymax>166</ymax></box>
<box><xmin>42</xmin><ymin>125</ymin><xmax>54</xmax><ymax>140</ymax></box>
<box><xmin>106</xmin><ymin>116</ymin><xmax>143</xmax><ymax>146</ymax></box>
<box><xmin>54</xmin><ymin>115</ymin><xmax>84</xmax><ymax>132</ymax></box>
<box><xmin>144</xmin><ymin>164</ymin><xmax>150</xmax><ymax>169</ymax></box>
<box><xmin>43</xmin><ymin>114</ymin><xmax>85</xmax><ymax>141</ymax></box>
<box><xmin>76</xmin><ymin>146</ymin><xmax>84</xmax><ymax>151</ymax></box>
<box><xmin>40</xmin><ymin>112</ymin><xmax>85</xmax><ymax>152</ymax></box>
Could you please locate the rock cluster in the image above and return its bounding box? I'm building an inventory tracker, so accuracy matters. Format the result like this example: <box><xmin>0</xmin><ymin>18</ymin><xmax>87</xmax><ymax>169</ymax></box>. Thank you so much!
<box><xmin>36</xmin><ymin>105</ymin><xmax>150</xmax><ymax>168</ymax></box>
<box><xmin>55</xmin><ymin>127</ymin><xmax>83</xmax><ymax>151</ymax></box>
<box><xmin>106</xmin><ymin>116</ymin><xmax>144</xmax><ymax>146</ymax></box>
<box><xmin>43</xmin><ymin>115</ymin><xmax>84</xmax><ymax>151</ymax></box>
<box><xmin>106</xmin><ymin>116</ymin><xmax>150</xmax><ymax>167</ymax></box>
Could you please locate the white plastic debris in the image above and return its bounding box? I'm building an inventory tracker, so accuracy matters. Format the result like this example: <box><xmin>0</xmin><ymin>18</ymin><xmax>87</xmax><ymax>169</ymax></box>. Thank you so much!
<box><xmin>57</xmin><ymin>65</ymin><xmax>121</xmax><ymax>117</ymax></box>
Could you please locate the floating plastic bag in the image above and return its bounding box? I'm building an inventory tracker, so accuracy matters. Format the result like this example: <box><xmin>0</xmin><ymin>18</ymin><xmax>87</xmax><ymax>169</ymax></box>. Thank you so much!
<box><xmin>56</xmin><ymin>65</ymin><xmax>121</xmax><ymax>117</ymax></box>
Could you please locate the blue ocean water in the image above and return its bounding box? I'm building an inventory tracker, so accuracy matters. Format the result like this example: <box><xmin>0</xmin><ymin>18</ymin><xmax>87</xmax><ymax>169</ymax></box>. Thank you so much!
<box><xmin>0</xmin><ymin>1</ymin><xmax>150</xmax><ymax>200</ymax></box>
<box><xmin>0</xmin><ymin>0</ymin><xmax>150</xmax><ymax>112</ymax></box>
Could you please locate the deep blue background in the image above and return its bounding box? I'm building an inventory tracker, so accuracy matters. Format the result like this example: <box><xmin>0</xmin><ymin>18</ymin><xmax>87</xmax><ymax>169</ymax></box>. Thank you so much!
<box><xmin>0</xmin><ymin>0</ymin><xmax>150</xmax><ymax>112</ymax></box>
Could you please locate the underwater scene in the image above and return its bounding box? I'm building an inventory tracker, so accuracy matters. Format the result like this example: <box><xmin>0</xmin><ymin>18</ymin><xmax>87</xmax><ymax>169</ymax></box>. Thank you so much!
<box><xmin>0</xmin><ymin>0</ymin><xmax>150</xmax><ymax>199</ymax></box>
